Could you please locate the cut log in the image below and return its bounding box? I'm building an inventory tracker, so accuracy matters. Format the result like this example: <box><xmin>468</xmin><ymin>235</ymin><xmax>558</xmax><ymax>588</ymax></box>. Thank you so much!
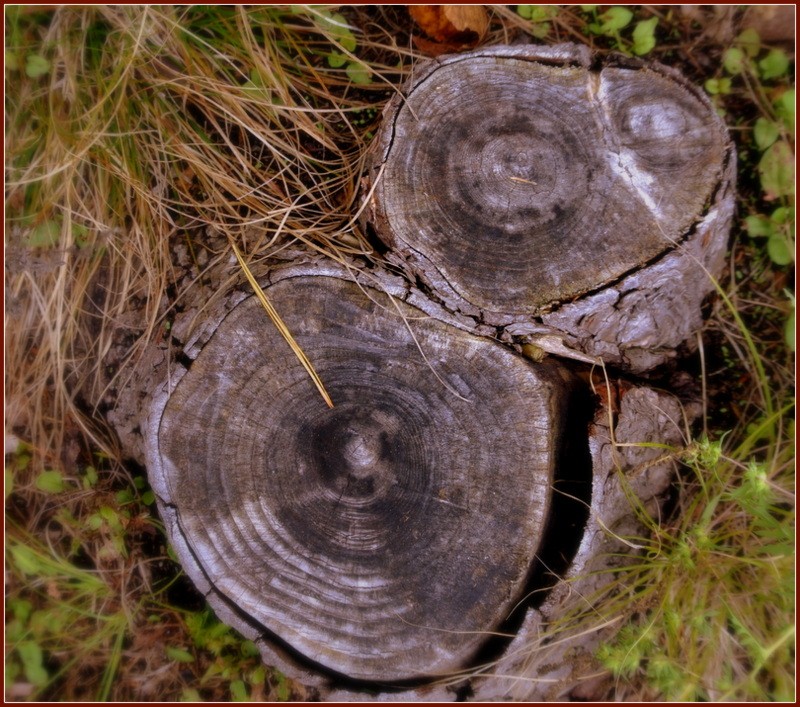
<box><xmin>362</xmin><ymin>44</ymin><xmax>736</xmax><ymax>371</ymax></box>
<box><xmin>144</xmin><ymin>272</ymin><xmax>580</xmax><ymax>682</ymax></box>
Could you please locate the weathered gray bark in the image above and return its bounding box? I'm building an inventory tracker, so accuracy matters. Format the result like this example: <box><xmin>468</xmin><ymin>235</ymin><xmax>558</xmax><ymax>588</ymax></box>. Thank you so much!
<box><xmin>144</xmin><ymin>268</ymin><xmax>579</xmax><ymax>682</ymax></box>
<box><xmin>362</xmin><ymin>44</ymin><xmax>735</xmax><ymax>372</ymax></box>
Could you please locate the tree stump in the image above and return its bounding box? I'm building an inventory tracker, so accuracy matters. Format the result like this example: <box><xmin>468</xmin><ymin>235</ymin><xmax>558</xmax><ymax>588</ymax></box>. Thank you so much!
<box><xmin>144</xmin><ymin>271</ymin><xmax>581</xmax><ymax>682</ymax></box>
<box><xmin>104</xmin><ymin>41</ymin><xmax>736</xmax><ymax>700</ymax></box>
<box><xmin>362</xmin><ymin>44</ymin><xmax>736</xmax><ymax>372</ymax></box>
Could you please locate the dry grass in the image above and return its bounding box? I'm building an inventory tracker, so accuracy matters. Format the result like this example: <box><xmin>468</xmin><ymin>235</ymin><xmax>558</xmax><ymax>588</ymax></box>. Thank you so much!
<box><xmin>5</xmin><ymin>5</ymin><xmax>795</xmax><ymax>702</ymax></box>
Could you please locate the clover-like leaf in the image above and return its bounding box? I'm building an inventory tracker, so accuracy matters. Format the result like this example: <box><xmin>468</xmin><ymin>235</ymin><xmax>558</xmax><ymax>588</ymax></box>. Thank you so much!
<box><xmin>774</xmin><ymin>88</ymin><xmax>794</xmax><ymax>132</ymax></box>
<box><xmin>758</xmin><ymin>140</ymin><xmax>794</xmax><ymax>200</ymax></box>
<box><xmin>599</xmin><ymin>6</ymin><xmax>633</xmax><ymax>33</ymax></box>
<box><xmin>758</xmin><ymin>49</ymin><xmax>789</xmax><ymax>81</ymax></box>
<box><xmin>345</xmin><ymin>61</ymin><xmax>371</xmax><ymax>85</ymax></box>
<box><xmin>25</xmin><ymin>54</ymin><xmax>50</xmax><ymax>78</ymax></box>
<box><xmin>35</xmin><ymin>470</ymin><xmax>66</xmax><ymax>494</ymax></box>
<box><xmin>632</xmin><ymin>17</ymin><xmax>658</xmax><ymax>56</ymax></box>
<box><xmin>735</xmin><ymin>28</ymin><xmax>761</xmax><ymax>58</ymax></box>
<box><xmin>744</xmin><ymin>214</ymin><xmax>773</xmax><ymax>238</ymax></box>
<box><xmin>767</xmin><ymin>234</ymin><xmax>793</xmax><ymax>266</ymax></box>
<box><xmin>321</xmin><ymin>11</ymin><xmax>357</xmax><ymax>53</ymax></box>
<box><xmin>327</xmin><ymin>51</ymin><xmax>347</xmax><ymax>68</ymax></box>
<box><xmin>722</xmin><ymin>46</ymin><xmax>745</xmax><ymax>75</ymax></box>
<box><xmin>704</xmin><ymin>77</ymin><xmax>731</xmax><ymax>95</ymax></box>
<box><xmin>754</xmin><ymin>118</ymin><xmax>780</xmax><ymax>150</ymax></box>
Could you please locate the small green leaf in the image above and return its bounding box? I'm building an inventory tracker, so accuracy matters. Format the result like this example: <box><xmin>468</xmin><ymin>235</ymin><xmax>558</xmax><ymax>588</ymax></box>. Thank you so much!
<box><xmin>84</xmin><ymin>465</ymin><xmax>98</xmax><ymax>487</ymax></box>
<box><xmin>774</xmin><ymin>88</ymin><xmax>795</xmax><ymax>132</ymax></box>
<box><xmin>632</xmin><ymin>17</ymin><xmax>658</xmax><ymax>56</ymax></box>
<box><xmin>767</xmin><ymin>234</ymin><xmax>793</xmax><ymax>266</ymax></box>
<box><xmin>735</xmin><ymin>27</ymin><xmax>761</xmax><ymax>58</ymax></box>
<box><xmin>599</xmin><ymin>6</ymin><xmax>633</xmax><ymax>33</ymax></box>
<box><xmin>704</xmin><ymin>77</ymin><xmax>731</xmax><ymax>95</ymax></box>
<box><xmin>10</xmin><ymin>544</ymin><xmax>42</xmax><ymax>575</ymax></box>
<box><xmin>9</xmin><ymin>598</ymin><xmax>33</xmax><ymax>623</ymax></box>
<box><xmin>166</xmin><ymin>646</ymin><xmax>195</xmax><ymax>663</ymax></box>
<box><xmin>250</xmin><ymin>666</ymin><xmax>267</xmax><ymax>685</ymax></box>
<box><xmin>530</xmin><ymin>21</ymin><xmax>551</xmax><ymax>39</ymax></box>
<box><xmin>345</xmin><ymin>61</ymin><xmax>371</xmax><ymax>85</ymax></box>
<box><xmin>722</xmin><ymin>46</ymin><xmax>745</xmax><ymax>75</ymax></box>
<box><xmin>326</xmin><ymin>52</ymin><xmax>346</xmax><ymax>68</ymax></box>
<box><xmin>516</xmin><ymin>5</ymin><xmax>533</xmax><ymax>19</ymax></box>
<box><xmin>528</xmin><ymin>5</ymin><xmax>557</xmax><ymax>21</ymax></box>
<box><xmin>580</xmin><ymin>5</ymin><xmax>597</xmax><ymax>12</ymax></box>
<box><xmin>274</xmin><ymin>672</ymin><xmax>291</xmax><ymax>701</ymax></box>
<box><xmin>321</xmin><ymin>12</ymin><xmax>357</xmax><ymax>53</ymax></box>
<box><xmin>99</xmin><ymin>505</ymin><xmax>124</xmax><ymax>534</ymax></box>
<box><xmin>744</xmin><ymin>214</ymin><xmax>773</xmax><ymax>238</ymax></box>
<box><xmin>771</xmin><ymin>206</ymin><xmax>794</xmax><ymax>224</ymax></box>
<box><xmin>27</xmin><ymin>220</ymin><xmax>61</xmax><ymax>248</ymax></box>
<box><xmin>522</xmin><ymin>7</ymin><xmax>556</xmax><ymax>38</ymax></box>
<box><xmin>17</xmin><ymin>641</ymin><xmax>49</xmax><ymax>687</ymax></box>
<box><xmin>754</xmin><ymin>118</ymin><xmax>780</xmax><ymax>150</ymax></box>
<box><xmin>35</xmin><ymin>470</ymin><xmax>65</xmax><ymax>494</ymax></box>
<box><xmin>5</xmin><ymin>50</ymin><xmax>19</xmax><ymax>71</ymax></box>
<box><xmin>181</xmin><ymin>688</ymin><xmax>202</xmax><ymax>702</ymax></box>
<box><xmin>230</xmin><ymin>679</ymin><xmax>248</xmax><ymax>702</ymax></box>
<box><xmin>758</xmin><ymin>48</ymin><xmax>789</xmax><ymax>80</ymax></box>
<box><xmin>241</xmin><ymin>640</ymin><xmax>260</xmax><ymax>658</ymax></box>
<box><xmin>87</xmin><ymin>513</ymin><xmax>104</xmax><ymax>530</ymax></box>
<box><xmin>758</xmin><ymin>140</ymin><xmax>795</xmax><ymax>200</ymax></box>
<box><xmin>115</xmin><ymin>488</ymin><xmax>134</xmax><ymax>505</ymax></box>
<box><xmin>133</xmin><ymin>475</ymin><xmax>146</xmax><ymax>489</ymax></box>
<box><xmin>25</xmin><ymin>54</ymin><xmax>50</xmax><ymax>78</ymax></box>
<box><xmin>142</xmin><ymin>490</ymin><xmax>156</xmax><ymax>505</ymax></box>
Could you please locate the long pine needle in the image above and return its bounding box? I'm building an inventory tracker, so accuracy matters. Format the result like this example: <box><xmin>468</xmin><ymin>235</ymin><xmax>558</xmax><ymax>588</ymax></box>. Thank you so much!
<box><xmin>229</xmin><ymin>238</ymin><xmax>334</xmax><ymax>409</ymax></box>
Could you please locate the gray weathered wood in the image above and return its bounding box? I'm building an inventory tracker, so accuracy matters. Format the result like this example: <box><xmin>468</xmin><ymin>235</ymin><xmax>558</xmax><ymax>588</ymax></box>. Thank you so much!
<box><xmin>101</xmin><ymin>41</ymin><xmax>728</xmax><ymax>698</ymax></box>
<box><xmin>325</xmin><ymin>382</ymin><xmax>684</xmax><ymax>701</ymax></box>
<box><xmin>144</xmin><ymin>272</ymin><xmax>577</xmax><ymax>681</ymax></box>
<box><xmin>362</xmin><ymin>44</ymin><xmax>735</xmax><ymax>372</ymax></box>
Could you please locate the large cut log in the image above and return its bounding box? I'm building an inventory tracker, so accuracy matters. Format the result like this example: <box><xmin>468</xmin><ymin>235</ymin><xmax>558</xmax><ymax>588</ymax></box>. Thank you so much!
<box><xmin>362</xmin><ymin>44</ymin><xmax>736</xmax><ymax>372</ymax></box>
<box><xmin>143</xmin><ymin>268</ymin><xmax>582</xmax><ymax>682</ymax></box>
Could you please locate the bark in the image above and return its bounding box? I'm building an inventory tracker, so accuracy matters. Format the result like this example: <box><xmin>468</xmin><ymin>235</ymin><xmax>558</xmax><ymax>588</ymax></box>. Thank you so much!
<box><xmin>362</xmin><ymin>44</ymin><xmax>735</xmax><ymax>372</ymax></box>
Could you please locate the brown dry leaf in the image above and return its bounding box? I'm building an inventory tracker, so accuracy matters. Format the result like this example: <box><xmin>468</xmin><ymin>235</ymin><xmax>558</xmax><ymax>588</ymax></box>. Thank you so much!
<box><xmin>442</xmin><ymin>5</ymin><xmax>488</xmax><ymax>38</ymax></box>
<box><xmin>409</xmin><ymin>5</ymin><xmax>488</xmax><ymax>55</ymax></box>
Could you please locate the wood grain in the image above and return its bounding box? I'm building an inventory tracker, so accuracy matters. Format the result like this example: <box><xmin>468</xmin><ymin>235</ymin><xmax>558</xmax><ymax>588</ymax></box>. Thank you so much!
<box><xmin>146</xmin><ymin>274</ymin><xmax>574</xmax><ymax>681</ymax></box>
<box><xmin>363</xmin><ymin>45</ymin><xmax>735</xmax><ymax>371</ymax></box>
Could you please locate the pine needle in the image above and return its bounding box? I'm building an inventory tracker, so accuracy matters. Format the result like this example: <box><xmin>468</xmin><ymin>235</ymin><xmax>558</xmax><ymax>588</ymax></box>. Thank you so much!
<box><xmin>229</xmin><ymin>238</ymin><xmax>334</xmax><ymax>409</ymax></box>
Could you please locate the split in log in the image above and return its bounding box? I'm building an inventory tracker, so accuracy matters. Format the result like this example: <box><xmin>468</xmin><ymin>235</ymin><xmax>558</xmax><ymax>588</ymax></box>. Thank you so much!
<box><xmin>362</xmin><ymin>44</ymin><xmax>736</xmax><ymax>371</ymax></box>
<box><xmin>145</xmin><ymin>273</ymin><xmax>585</xmax><ymax>682</ymax></box>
